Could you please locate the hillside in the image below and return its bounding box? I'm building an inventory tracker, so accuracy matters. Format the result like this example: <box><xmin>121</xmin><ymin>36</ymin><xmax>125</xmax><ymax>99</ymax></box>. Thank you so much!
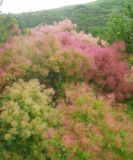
<box><xmin>15</xmin><ymin>0</ymin><xmax>130</xmax><ymax>37</ymax></box>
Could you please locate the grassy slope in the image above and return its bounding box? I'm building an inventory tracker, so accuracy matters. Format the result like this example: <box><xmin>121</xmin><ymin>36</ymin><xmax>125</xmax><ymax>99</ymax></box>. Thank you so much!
<box><xmin>15</xmin><ymin>0</ymin><xmax>127</xmax><ymax>37</ymax></box>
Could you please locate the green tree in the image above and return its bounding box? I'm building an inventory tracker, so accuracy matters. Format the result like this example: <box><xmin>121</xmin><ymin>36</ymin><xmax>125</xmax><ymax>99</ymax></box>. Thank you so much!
<box><xmin>0</xmin><ymin>15</ymin><xmax>18</xmax><ymax>44</ymax></box>
<box><xmin>107</xmin><ymin>1</ymin><xmax>133</xmax><ymax>55</ymax></box>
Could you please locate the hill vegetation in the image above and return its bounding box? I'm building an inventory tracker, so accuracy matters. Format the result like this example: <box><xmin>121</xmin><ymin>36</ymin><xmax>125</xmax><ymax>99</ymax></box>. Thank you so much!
<box><xmin>0</xmin><ymin>0</ymin><xmax>133</xmax><ymax>159</ymax></box>
<box><xmin>15</xmin><ymin>0</ymin><xmax>129</xmax><ymax>37</ymax></box>
<box><xmin>14</xmin><ymin>0</ymin><xmax>133</xmax><ymax>55</ymax></box>
<box><xmin>0</xmin><ymin>19</ymin><xmax>133</xmax><ymax>160</ymax></box>
<box><xmin>0</xmin><ymin>15</ymin><xmax>19</xmax><ymax>44</ymax></box>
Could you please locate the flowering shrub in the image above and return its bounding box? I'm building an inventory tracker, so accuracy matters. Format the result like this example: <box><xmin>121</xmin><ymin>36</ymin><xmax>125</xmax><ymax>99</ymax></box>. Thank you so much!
<box><xmin>0</xmin><ymin>51</ymin><xmax>32</xmax><ymax>92</ymax></box>
<box><xmin>42</xmin><ymin>83</ymin><xmax>133</xmax><ymax>160</ymax></box>
<box><xmin>45</xmin><ymin>49</ymin><xmax>90</xmax><ymax>98</ymax></box>
<box><xmin>87</xmin><ymin>42</ymin><xmax>133</xmax><ymax>100</ymax></box>
<box><xmin>0</xmin><ymin>18</ymin><xmax>133</xmax><ymax>160</ymax></box>
<box><xmin>0</xmin><ymin>19</ymin><xmax>132</xmax><ymax>101</ymax></box>
<box><xmin>0</xmin><ymin>79</ymin><xmax>56</xmax><ymax>159</ymax></box>
<box><xmin>0</xmin><ymin>81</ymin><xmax>133</xmax><ymax>159</ymax></box>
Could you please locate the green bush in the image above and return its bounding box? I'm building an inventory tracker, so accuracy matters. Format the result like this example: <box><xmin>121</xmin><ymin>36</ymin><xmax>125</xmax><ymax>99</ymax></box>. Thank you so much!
<box><xmin>43</xmin><ymin>83</ymin><xmax>133</xmax><ymax>160</ymax></box>
<box><xmin>0</xmin><ymin>79</ymin><xmax>55</xmax><ymax>160</ymax></box>
<box><xmin>106</xmin><ymin>2</ymin><xmax>133</xmax><ymax>55</ymax></box>
<box><xmin>0</xmin><ymin>15</ymin><xmax>19</xmax><ymax>44</ymax></box>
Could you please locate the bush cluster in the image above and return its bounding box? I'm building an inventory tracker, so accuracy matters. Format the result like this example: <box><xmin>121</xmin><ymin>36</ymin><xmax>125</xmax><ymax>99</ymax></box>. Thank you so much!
<box><xmin>0</xmin><ymin>81</ymin><xmax>133</xmax><ymax>159</ymax></box>
<box><xmin>0</xmin><ymin>20</ymin><xmax>133</xmax><ymax>160</ymax></box>
<box><xmin>0</xmin><ymin>80</ymin><xmax>55</xmax><ymax>159</ymax></box>
<box><xmin>0</xmin><ymin>20</ymin><xmax>132</xmax><ymax>100</ymax></box>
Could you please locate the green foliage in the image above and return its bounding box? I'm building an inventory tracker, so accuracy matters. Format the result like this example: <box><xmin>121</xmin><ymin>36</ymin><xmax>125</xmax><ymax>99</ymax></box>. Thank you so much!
<box><xmin>1</xmin><ymin>80</ymin><xmax>132</xmax><ymax>159</ymax></box>
<box><xmin>126</xmin><ymin>100</ymin><xmax>133</xmax><ymax>119</ymax></box>
<box><xmin>107</xmin><ymin>14</ymin><xmax>131</xmax><ymax>42</ymax></box>
<box><xmin>43</xmin><ymin>83</ymin><xmax>133</xmax><ymax>160</ymax></box>
<box><xmin>0</xmin><ymin>79</ymin><xmax>55</xmax><ymax>160</ymax></box>
<box><xmin>128</xmin><ymin>55</ymin><xmax>133</xmax><ymax>66</ymax></box>
<box><xmin>15</xmin><ymin>0</ymin><xmax>128</xmax><ymax>38</ymax></box>
<box><xmin>46</xmin><ymin>51</ymin><xmax>89</xmax><ymax>99</ymax></box>
<box><xmin>106</xmin><ymin>1</ymin><xmax>133</xmax><ymax>55</ymax></box>
<box><xmin>0</xmin><ymin>15</ymin><xmax>18</xmax><ymax>44</ymax></box>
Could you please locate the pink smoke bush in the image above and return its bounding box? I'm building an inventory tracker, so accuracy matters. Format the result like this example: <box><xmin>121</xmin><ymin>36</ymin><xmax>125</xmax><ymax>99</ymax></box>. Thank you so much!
<box><xmin>0</xmin><ymin>19</ymin><xmax>132</xmax><ymax>100</ymax></box>
<box><xmin>42</xmin><ymin>83</ymin><xmax>133</xmax><ymax>159</ymax></box>
<box><xmin>87</xmin><ymin>43</ymin><xmax>132</xmax><ymax>100</ymax></box>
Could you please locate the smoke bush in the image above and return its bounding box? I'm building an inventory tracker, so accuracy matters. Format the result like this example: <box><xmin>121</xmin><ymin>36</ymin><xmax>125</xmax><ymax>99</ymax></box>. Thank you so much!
<box><xmin>0</xmin><ymin>79</ymin><xmax>55</xmax><ymax>159</ymax></box>
<box><xmin>87</xmin><ymin>42</ymin><xmax>133</xmax><ymax>100</ymax></box>
<box><xmin>43</xmin><ymin>83</ymin><xmax>133</xmax><ymax>160</ymax></box>
<box><xmin>0</xmin><ymin>19</ymin><xmax>132</xmax><ymax>100</ymax></box>
<box><xmin>0</xmin><ymin>81</ymin><xmax>133</xmax><ymax>159</ymax></box>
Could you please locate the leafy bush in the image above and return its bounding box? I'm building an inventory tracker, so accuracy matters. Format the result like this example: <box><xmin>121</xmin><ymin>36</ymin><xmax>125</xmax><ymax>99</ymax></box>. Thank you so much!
<box><xmin>42</xmin><ymin>83</ymin><xmax>133</xmax><ymax>160</ymax></box>
<box><xmin>106</xmin><ymin>2</ymin><xmax>133</xmax><ymax>55</ymax></box>
<box><xmin>1</xmin><ymin>81</ymin><xmax>133</xmax><ymax>159</ymax></box>
<box><xmin>0</xmin><ymin>51</ymin><xmax>32</xmax><ymax>92</ymax></box>
<box><xmin>0</xmin><ymin>79</ymin><xmax>55</xmax><ymax>159</ymax></box>
<box><xmin>0</xmin><ymin>15</ymin><xmax>19</xmax><ymax>44</ymax></box>
<box><xmin>128</xmin><ymin>55</ymin><xmax>133</xmax><ymax>66</ymax></box>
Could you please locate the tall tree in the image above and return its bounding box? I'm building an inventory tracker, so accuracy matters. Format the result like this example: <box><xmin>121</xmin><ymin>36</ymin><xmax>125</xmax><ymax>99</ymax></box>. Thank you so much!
<box><xmin>0</xmin><ymin>15</ymin><xmax>19</xmax><ymax>44</ymax></box>
<box><xmin>107</xmin><ymin>0</ymin><xmax>133</xmax><ymax>55</ymax></box>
